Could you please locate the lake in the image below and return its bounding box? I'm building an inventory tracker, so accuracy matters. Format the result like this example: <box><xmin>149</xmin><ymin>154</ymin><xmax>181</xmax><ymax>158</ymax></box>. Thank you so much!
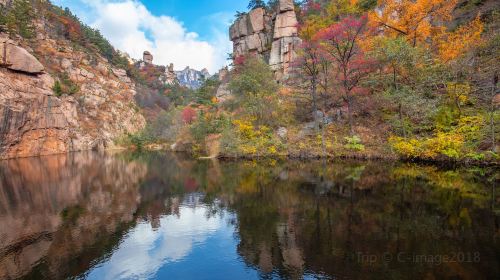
<box><xmin>0</xmin><ymin>151</ymin><xmax>498</xmax><ymax>279</ymax></box>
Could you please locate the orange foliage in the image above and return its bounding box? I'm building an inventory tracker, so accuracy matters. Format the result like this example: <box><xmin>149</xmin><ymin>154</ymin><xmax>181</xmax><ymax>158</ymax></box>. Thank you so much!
<box><xmin>438</xmin><ymin>17</ymin><xmax>484</xmax><ymax>62</ymax></box>
<box><xmin>57</xmin><ymin>14</ymin><xmax>82</xmax><ymax>41</ymax></box>
<box><xmin>369</xmin><ymin>0</ymin><xmax>457</xmax><ymax>46</ymax></box>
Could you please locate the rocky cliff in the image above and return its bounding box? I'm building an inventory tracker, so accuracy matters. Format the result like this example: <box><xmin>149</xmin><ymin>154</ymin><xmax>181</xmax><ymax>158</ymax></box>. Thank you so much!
<box><xmin>0</xmin><ymin>3</ymin><xmax>146</xmax><ymax>159</ymax></box>
<box><xmin>230</xmin><ymin>0</ymin><xmax>301</xmax><ymax>79</ymax></box>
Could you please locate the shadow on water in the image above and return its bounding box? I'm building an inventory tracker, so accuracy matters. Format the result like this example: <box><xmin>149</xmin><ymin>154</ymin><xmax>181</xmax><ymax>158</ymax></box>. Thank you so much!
<box><xmin>0</xmin><ymin>151</ymin><xmax>498</xmax><ymax>279</ymax></box>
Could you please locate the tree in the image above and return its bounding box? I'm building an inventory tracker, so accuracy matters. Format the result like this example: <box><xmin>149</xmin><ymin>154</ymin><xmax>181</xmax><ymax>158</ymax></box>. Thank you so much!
<box><xmin>316</xmin><ymin>15</ymin><xmax>373</xmax><ymax>134</ymax></box>
<box><xmin>438</xmin><ymin>17</ymin><xmax>484</xmax><ymax>63</ymax></box>
<box><xmin>248</xmin><ymin>0</ymin><xmax>266</xmax><ymax>10</ymax></box>
<box><xmin>368</xmin><ymin>0</ymin><xmax>457</xmax><ymax>47</ymax></box>
<box><xmin>293</xmin><ymin>40</ymin><xmax>323</xmax><ymax>120</ymax></box>
<box><xmin>371</xmin><ymin>37</ymin><xmax>418</xmax><ymax>138</ymax></box>
<box><xmin>2</xmin><ymin>0</ymin><xmax>34</xmax><ymax>38</ymax></box>
<box><xmin>228</xmin><ymin>56</ymin><xmax>280</xmax><ymax>126</ymax></box>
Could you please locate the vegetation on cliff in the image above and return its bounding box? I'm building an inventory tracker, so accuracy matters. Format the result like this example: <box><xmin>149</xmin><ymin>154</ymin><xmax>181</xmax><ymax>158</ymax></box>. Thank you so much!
<box><xmin>128</xmin><ymin>0</ymin><xmax>498</xmax><ymax>164</ymax></box>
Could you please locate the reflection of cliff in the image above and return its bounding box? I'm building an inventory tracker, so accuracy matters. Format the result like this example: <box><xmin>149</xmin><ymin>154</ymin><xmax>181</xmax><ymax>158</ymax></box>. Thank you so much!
<box><xmin>0</xmin><ymin>152</ymin><xmax>147</xmax><ymax>280</ymax></box>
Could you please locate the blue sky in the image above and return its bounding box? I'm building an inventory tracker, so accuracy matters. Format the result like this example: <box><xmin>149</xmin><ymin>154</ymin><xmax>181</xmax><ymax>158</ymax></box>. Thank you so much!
<box><xmin>51</xmin><ymin>0</ymin><xmax>248</xmax><ymax>72</ymax></box>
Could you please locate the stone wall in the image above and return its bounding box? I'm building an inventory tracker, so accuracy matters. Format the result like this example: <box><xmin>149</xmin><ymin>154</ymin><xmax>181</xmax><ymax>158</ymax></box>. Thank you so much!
<box><xmin>229</xmin><ymin>0</ymin><xmax>301</xmax><ymax>79</ymax></box>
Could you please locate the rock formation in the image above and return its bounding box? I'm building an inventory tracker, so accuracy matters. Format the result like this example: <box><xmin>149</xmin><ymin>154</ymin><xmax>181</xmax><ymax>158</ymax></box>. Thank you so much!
<box><xmin>0</xmin><ymin>33</ymin><xmax>145</xmax><ymax>159</ymax></box>
<box><xmin>162</xmin><ymin>63</ymin><xmax>178</xmax><ymax>85</ymax></box>
<box><xmin>143</xmin><ymin>50</ymin><xmax>153</xmax><ymax>64</ymax></box>
<box><xmin>229</xmin><ymin>0</ymin><xmax>301</xmax><ymax>79</ymax></box>
<box><xmin>216</xmin><ymin>67</ymin><xmax>231</xmax><ymax>103</ymax></box>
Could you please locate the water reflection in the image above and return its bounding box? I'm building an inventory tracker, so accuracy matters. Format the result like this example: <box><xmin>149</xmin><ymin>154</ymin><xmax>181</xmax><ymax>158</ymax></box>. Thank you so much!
<box><xmin>0</xmin><ymin>151</ymin><xmax>498</xmax><ymax>279</ymax></box>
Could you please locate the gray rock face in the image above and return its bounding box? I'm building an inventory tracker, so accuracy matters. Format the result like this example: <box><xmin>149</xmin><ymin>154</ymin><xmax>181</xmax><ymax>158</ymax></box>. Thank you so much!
<box><xmin>0</xmin><ymin>39</ymin><xmax>44</xmax><ymax>74</ymax></box>
<box><xmin>216</xmin><ymin>83</ymin><xmax>231</xmax><ymax>103</ymax></box>
<box><xmin>229</xmin><ymin>0</ymin><xmax>301</xmax><ymax>79</ymax></box>
<box><xmin>175</xmin><ymin>66</ymin><xmax>211</xmax><ymax>89</ymax></box>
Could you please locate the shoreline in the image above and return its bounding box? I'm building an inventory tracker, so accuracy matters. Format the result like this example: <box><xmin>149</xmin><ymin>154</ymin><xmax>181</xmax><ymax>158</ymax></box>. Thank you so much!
<box><xmin>0</xmin><ymin>147</ymin><xmax>498</xmax><ymax>167</ymax></box>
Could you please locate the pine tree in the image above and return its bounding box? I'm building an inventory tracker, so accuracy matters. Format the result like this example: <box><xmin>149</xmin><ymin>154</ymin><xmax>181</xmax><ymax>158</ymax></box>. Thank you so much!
<box><xmin>248</xmin><ymin>0</ymin><xmax>266</xmax><ymax>10</ymax></box>
<box><xmin>4</xmin><ymin>0</ymin><xmax>34</xmax><ymax>38</ymax></box>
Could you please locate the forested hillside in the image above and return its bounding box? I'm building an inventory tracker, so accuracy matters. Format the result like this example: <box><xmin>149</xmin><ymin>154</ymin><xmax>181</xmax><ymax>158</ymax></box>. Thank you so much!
<box><xmin>129</xmin><ymin>0</ymin><xmax>498</xmax><ymax>164</ymax></box>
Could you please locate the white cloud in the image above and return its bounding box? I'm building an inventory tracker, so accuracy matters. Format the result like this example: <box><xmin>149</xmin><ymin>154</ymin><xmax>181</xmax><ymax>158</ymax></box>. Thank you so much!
<box><xmin>85</xmin><ymin>205</ymin><xmax>227</xmax><ymax>280</ymax></box>
<box><xmin>53</xmin><ymin>0</ymin><xmax>231</xmax><ymax>73</ymax></box>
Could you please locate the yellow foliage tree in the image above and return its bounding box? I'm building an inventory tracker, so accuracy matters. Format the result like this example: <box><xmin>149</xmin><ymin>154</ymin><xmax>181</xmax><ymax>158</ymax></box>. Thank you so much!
<box><xmin>300</xmin><ymin>0</ymin><xmax>361</xmax><ymax>40</ymax></box>
<box><xmin>368</xmin><ymin>0</ymin><xmax>457</xmax><ymax>46</ymax></box>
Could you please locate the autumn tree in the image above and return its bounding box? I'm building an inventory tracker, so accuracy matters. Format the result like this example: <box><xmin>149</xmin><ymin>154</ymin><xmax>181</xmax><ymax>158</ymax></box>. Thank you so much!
<box><xmin>369</xmin><ymin>0</ymin><xmax>457</xmax><ymax>46</ymax></box>
<box><xmin>316</xmin><ymin>15</ymin><xmax>372</xmax><ymax>134</ymax></box>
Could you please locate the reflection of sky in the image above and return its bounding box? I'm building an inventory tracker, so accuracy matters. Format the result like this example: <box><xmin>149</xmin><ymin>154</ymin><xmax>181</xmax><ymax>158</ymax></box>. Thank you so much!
<box><xmin>85</xmin><ymin>203</ymin><xmax>259</xmax><ymax>280</ymax></box>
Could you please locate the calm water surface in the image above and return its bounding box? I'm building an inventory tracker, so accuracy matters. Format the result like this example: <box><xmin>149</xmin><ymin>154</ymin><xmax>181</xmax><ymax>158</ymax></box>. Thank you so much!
<box><xmin>0</xmin><ymin>152</ymin><xmax>498</xmax><ymax>280</ymax></box>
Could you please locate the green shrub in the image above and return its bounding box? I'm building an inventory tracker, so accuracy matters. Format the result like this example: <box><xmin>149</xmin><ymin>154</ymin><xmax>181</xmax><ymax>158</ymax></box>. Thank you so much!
<box><xmin>344</xmin><ymin>136</ymin><xmax>365</xmax><ymax>151</ymax></box>
<box><xmin>52</xmin><ymin>81</ymin><xmax>63</xmax><ymax>96</ymax></box>
<box><xmin>52</xmin><ymin>73</ymin><xmax>79</xmax><ymax>96</ymax></box>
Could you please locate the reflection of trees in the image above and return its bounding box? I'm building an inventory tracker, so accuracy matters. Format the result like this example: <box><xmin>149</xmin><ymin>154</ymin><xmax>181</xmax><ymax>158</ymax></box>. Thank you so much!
<box><xmin>149</xmin><ymin>156</ymin><xmax>497</xmax><ymax>279</ymax></box>
<box><xmin>190</xmin><ymin>160</ymin><xmax>499</xmax><ymax>279</ymax></box>
<box><xmin>0</xmin><ymin>152</ymin><xmax>497</xmax><ymax>279</ymax></box>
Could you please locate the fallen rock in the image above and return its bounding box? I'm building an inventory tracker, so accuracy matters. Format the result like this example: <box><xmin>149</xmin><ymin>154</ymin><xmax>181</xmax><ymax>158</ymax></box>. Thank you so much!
<box><xmin>1</xmin><ymin>41</ymin><xmax>44</xmax><ymax>74</ymax></box>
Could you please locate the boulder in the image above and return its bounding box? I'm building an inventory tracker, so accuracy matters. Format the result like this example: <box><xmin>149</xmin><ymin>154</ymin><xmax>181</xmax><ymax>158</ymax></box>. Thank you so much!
<box><xmin>0</xmin><ymin>42</ymin><xmax>44</xmax><ymax>74</ymax></box>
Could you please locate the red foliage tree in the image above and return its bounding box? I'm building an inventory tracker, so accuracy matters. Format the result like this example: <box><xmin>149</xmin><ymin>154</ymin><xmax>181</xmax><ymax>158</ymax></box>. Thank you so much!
<box><xmin>315</xmin><ymin>15</ymin><xmax>373</xmax><ymax>134</ymax></box>
<box><xmin>233</xmin><ymin>55</ymin><xmax>247</xmax><ymax>66</ymax></box>
<box><xmin>182</xmin><ymin>107</ymin><xmax>197</xmax><ymax>124</ymax></box>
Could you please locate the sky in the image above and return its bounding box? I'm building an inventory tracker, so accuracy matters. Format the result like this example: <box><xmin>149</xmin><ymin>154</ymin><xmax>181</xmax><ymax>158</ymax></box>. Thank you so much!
<box><xmin>51</xmin><ymin>0</ymin><xmax>249</xmax><ymax>73</ymax></box>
